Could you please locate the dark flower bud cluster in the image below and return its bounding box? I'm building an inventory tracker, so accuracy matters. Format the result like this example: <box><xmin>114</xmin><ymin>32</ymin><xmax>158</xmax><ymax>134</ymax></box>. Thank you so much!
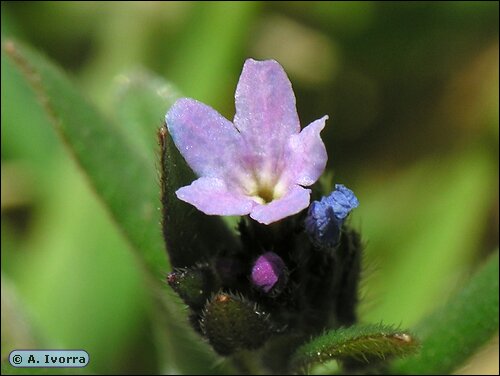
<box><xmin>163</xmin><ymin>185</ymin><xmax>360</xmax><ymax>369</ymax></box>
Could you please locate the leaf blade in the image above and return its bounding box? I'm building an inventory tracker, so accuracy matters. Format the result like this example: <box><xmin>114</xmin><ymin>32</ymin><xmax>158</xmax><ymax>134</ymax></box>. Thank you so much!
<box><xmin>2</xmin><ymin>44</ymin><xmax>237</xmax><ymax>373</ymax></box>
<box><xmin>392</xmin><ymin>251</ymin><xmax>499</xmax><ymax>375</ymax></box>
<box><xmin>292</xmin><ymin>323</ymin><xmax>419</xmax><ymax>373</ymax></box>
<box><xmin>2</xmin><ymin>38</ymin><xmax>167</xmax><ymax>277</ymax></box>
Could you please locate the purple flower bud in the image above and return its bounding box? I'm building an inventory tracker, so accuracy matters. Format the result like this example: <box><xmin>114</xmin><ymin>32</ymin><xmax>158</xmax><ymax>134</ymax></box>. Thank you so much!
<box><xmin>251</xmin><ymin>252</ymin><xmax>287</xmax><ymax>294</ymax></box>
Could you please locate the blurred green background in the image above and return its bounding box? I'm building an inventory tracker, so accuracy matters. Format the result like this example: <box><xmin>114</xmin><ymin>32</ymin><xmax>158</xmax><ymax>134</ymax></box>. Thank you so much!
<box><xmin>1</xmin><ymin>1</ymin><xmax>498</xmax><ymax>374</ymax></box>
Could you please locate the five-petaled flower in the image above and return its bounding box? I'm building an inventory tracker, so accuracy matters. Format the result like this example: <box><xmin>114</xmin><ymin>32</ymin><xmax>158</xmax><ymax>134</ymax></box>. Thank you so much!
<box><xmin>166</xmin><ymin>59</ymin><xmax>328</xmax><ymax>224</ymax></box>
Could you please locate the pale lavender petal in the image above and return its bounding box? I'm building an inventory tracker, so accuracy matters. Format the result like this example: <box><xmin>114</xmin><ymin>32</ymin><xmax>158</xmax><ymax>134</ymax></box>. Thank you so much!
<box><xmin>250</xmin><ymin>185</ymin><xmax>311</xmax><ymax>225</ymax></box>
<box><xmin>176</xmin><ymin>177</ymin><xmax>256</xmax><ymax>216</ymax></box>
<box><xmin>166</xmin><ymin>98</ymin><xmax>245</xmax><ymax>181</ymax></box>
<box><xmin>282</xmin><ymin>116</ymin><xmax>328</xmax><ymax>187</ymax></box>
<box><xmin>233</xmin><ymin>59</ymin><xmax>300</xmax><ymax>174</ymax></box>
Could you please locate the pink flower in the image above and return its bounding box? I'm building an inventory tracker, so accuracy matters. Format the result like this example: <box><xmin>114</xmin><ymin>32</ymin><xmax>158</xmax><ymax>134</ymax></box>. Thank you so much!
<box><xmin>165</xmin><ymin>59</ymin><xmax>328</xmax><ymax>224</ymax></box>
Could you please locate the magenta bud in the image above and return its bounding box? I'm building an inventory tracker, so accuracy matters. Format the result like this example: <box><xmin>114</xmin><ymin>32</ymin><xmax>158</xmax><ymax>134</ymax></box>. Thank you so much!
<box><xmin>251</xmin><ymin>252</ymin><xmax>287</xmax><ymax>294</ymax></box>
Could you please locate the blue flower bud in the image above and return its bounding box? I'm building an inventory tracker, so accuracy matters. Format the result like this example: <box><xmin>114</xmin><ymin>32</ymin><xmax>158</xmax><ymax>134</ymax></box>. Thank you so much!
<box><xmin>305</xmin><ymin>184</ymin><xmax>359</xmax><ymax>248</ymax></box>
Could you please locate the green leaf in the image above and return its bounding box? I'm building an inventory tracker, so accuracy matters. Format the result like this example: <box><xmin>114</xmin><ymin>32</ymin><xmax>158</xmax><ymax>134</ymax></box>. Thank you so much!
<box><xmin>2</xmin><ymin>50</ymin><xmax>155</xmax><ymax>373</ymax></box>
<box><xmin>359</xmin><ymin>148</ymin><xmax>496</xmax><ymax>326</ymax></box>
<box><xmin>2</xmin><ymin>38</ymin><xmax>167</xmax><ymax>277</ymax></box>
<box><xmin>113</xmin><ymin>70</ymin><xmax>181</xmax><ymax>160</ymax></box>
<box><xmin>168</xmin><ymin>2</ymin><xmax>260</xmax><ymax>105</ymax></box>
<box><xmin>392</xmin><ymin>251</ymin><xmax>499</xmax><ymax>375</ymax></box>
<box><xmin>292</xmin><ymin>324</ymin><xmax>419</xmax><ymax>373</ymax></box>
<box><xmin>1</xmin><ymin>275</ymin><xmax>37</xmax><ymax>360</ymax></box>
<box><xmin>2</xmin><ymin>40</ymin><xmax>234</xmax><ymax>374</ymax></box>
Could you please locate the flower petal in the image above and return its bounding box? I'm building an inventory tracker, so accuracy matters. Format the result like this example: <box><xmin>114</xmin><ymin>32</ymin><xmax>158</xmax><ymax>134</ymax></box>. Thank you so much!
<box><xmin>233</xmin><ymin>59</ymin><xmax>300</xmax><ymax>175</ymax></box>
<box><xmin>176</xmin><ymin>177</ymin><xmax>256</xmax><ymax>216</ymax></box>
<box><xmin>166</xmin><ymin>98</ymin><xmax>245</xmax><ymax>181</ymax></box>
<box><xmin>282</xmin><ymin>116</ymin><xmax>328</xmax><ymax>186</ymax></box>
<box><xmin>250</xmin><ymin>185</ymin><xmax>311</xmax><ymax>225</ymax></box>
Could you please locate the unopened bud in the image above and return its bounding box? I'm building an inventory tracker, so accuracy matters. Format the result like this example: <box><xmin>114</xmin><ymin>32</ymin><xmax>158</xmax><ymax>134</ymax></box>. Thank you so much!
<box><xmin>251</xmin><ymin>252</ymin><xmax>288</xmax><ymax>295</ymax></box>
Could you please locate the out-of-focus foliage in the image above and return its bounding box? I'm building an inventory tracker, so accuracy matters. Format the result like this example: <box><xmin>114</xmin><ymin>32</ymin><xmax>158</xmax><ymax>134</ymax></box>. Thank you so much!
<box><xmin>3</xmin><ymin>40</ymin><xmax>232</xmax><ymax>374</ymax></box>
<box><xmin>2</xmin><ymin>2</ymin><xmax>498</xmax><ymax>374</ymax></box>
<box><xmin>393</xmin><ymin>251</ymin><xmax>499</xmax><ymax>375</ymax></box>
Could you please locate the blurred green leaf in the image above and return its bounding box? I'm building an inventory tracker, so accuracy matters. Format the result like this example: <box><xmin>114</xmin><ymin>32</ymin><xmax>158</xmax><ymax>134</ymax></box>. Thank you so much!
<box><xmin>292</xmin><ymin>323</ymin><xmax>419</xmax><ymax>373</ymax></box>
<box><xmin>1</xmin><ymin>275</ymin><xmax>37</xmax><ymax>359</ymax></box>
<box><xmin>14</xmin><ymin>163</ymin><xmax>150</xmax><ymax>373</ymax></box>
<box><xmin>2</xmin><ymin>40</ymin><xmax>234</xmax><ymax>373</ymax></box>
<box><xmin>152</xmin><ymin>290</ymin><xmax>235</xmax><ymax>375</ymax></box>
<box><xmin>168</xmin><ymin>2</ymin><xmax>260</xmax><ymax>108</ymax></box>
<box><xmin>113</xmin><ymin>70</ymin><xmax>181</xmax><ymax>158</ymax></box>
<box><xmin>1</xmin><ymin>53</ymin><xmax>57</xmax><ymax>162</ymax></box>
<box><xmin>2</xmin><ymin>38</ymin><xmax>167</xmax><ymax>278</ymax></box>
<box><xmin>359</xmin><ymin>148</ymin><xmax>496</xmax><ymax>326</ymax></box>
<box><xmin>392</xmin><ymin>251</ymin><xmax>499</xmax><ymax>375</ymax></box>
<box><xmin>2</xmin><ymin>40</ymin><xmax>153</xmax><ymax>374</ymax></box>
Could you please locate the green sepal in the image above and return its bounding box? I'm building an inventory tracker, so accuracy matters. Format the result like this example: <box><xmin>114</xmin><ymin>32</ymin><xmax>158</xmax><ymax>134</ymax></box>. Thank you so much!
<box><xmin>200</xmin><ymin>292</ymin><xmax>273</xmax><ymax>355</ymax></box>
<box><xmin>167</xmin><ymin>264</ymin><xmax>217</xmax><ymax>311</ymax></box>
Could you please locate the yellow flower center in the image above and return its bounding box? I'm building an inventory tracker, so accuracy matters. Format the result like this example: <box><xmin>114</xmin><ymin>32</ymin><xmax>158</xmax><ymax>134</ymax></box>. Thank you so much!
<box><xmin>255</xmin><ymin>185</ymin><xmax>276</xmax><ymax>204</ymax></box>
